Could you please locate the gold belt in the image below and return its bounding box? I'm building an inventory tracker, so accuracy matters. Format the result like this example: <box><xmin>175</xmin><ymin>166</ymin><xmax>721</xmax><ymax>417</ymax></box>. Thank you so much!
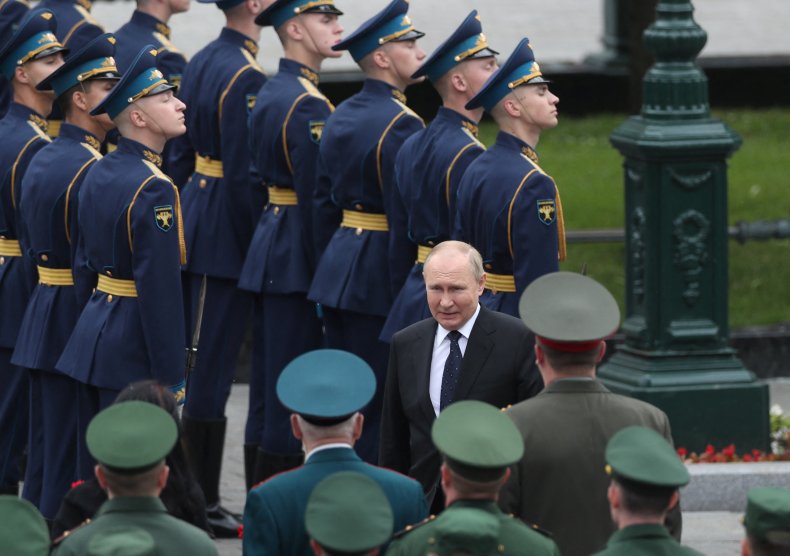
<box><xmin>195</xmin><ymin>155</ymin><xmax>224</xmax><ymax>178</ymax></box>
<box><xmin>341</xmin><ymin>210</ymin><xmax>389</xmax><ymax>232</ymax></box>
<box><xmin>485</xmin><ymin>272</ymin><xmax>517</xmax><ymax>293</ymax></box>
<box><xmin>38</xmin><ymin>267</ymin><xmax>74</xmax><ymax>286</ymax></box>
<box><xmin>0</xmin><ymin>238</ymin><xmax>22</xmax><ymax>257</ymax></box>
<box><xmin>96</xmin><ymin>275</ymin><xmax>138</xmax><ymax>297</ymax></box>
<box><xmin>268</xmin><ymin>187</ymin><xmax>298</xmax><ymax>206</ymax></box>
<box><xmin>416</xmin><ymin>245</ymin><xmax>432</xmax><ymax>264</ymax></box>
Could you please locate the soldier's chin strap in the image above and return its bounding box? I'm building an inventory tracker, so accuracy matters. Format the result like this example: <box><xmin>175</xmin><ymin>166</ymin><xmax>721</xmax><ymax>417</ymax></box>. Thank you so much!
<box><xmin>132</xmin><ymin>100</ymin><xmax>173</xmax><ymax>142</ymax></box>
<box><xmin>298</xmin><ymin>13</ymin><xmax>322</xmax><ymax>62</ymax></box>
<box><xmin>80</xmin><ymin>82</ymin><xmax>115</xmax><ymax>134</ymax></box>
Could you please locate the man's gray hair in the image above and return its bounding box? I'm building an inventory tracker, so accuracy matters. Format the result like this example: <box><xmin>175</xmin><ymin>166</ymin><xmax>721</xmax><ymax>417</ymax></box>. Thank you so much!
<box><xmin>424</xmin><ymin>240</ymin><xmax>484</xmax><ymax>281</ymax></box>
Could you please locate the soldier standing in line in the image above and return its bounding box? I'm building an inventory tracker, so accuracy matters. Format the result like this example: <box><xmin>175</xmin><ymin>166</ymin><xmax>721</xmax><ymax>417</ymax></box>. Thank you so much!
<box><xmin>13</xmin><ymin>32</ymin><xmax>120</xmax><ymax>518</ymax></box>
<box><xmin>741</xmin><ymin>487</ymin><xmax>790</xmax><ymax>555</ymax></box>
<box><xmin>0</xmin><ymin>7</ymin><xmax>66</xmax><ymax>497</ymax></box>
<box><xmin>238</xmin><ymin>0</ymin><xmax>343</xmax><ymax>486</ymax></box>
<box><xmin>169</xmin><ymin>0</ymin><xmax>266</xmax><ymax>536</ymax></box>
<box><xmin>0</xmin><ymin>0</ymin><xmax>30</xmax><ymax>118</ymax></box>
<box><xmin>308</xmin><ymin>0</ymin><xmax>426</xmax><ymax>463</ymax></box>
<box><xmin>381</xmin><ymin>9</ymin><xmax>498</xmax><ymax>343</ymax></box>
<box><xmin>55</xmin><ymin>45</ymin><xmax>188</xmax><ymax>478</ymax></box>
<box><xmin>455</xmin><ymin>38</ymin><xmax>565</xmax><ymax>317</ymax></box>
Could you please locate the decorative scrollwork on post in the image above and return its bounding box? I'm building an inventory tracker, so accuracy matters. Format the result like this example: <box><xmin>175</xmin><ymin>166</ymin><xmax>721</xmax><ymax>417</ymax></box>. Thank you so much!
<box><xmin>630</xmin><ymin>208</ymin><xmax>647</xmax><ymax>304</ymax></box>
<box><xmin>670</xmin><ymin>169</ymin><xmax>712</xmax><ymax>190</ymax></box>
<box><xmin>672</xmin><ymin>210</ymin><xmax>710</xmax><ymax>307</ymax></box>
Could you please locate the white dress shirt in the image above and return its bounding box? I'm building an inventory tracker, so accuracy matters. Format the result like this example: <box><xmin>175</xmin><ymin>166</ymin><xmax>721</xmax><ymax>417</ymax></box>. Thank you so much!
<box><xmin>429</xmin><ymin>304</ymin><xmax>481</xmax><ymax>416</ymax></box>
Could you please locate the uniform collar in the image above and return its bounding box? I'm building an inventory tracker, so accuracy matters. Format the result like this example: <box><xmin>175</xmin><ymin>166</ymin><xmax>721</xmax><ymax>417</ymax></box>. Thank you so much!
<box><xmin>9</xmin><ymin>102</ymin><xmax>48</xmax><ymax>132</ymax></box>
<box><xmin>447</xmin><ymin>499</ymin><xmax>501</xmax><ymax>514</ymax></box>
<box><xmin>219</xmin><ymin>27</ymin><xmax>259</xmax><ymax>56</ymax></box>
<box><xmin>495</xmin><ymin>130</ymin><xmax>538</xmax><ymax>163</ymax></box>
<box><xmin>607</xmin><ymin>523</ymin><xmax>673</xmax><ymax>544</ymax></box>
<box><xmin>544</xmin><ymin>377</ymin><xmax>609</xmax><ymax>394</ymax></box>
<box><xmin>435</xmin><ymin>106</ymin><xmax>479</xmax><ymax>136</ymax></box>
<box><xmin>304</xmin><ymin>445</ymin><xmax>359</xmax><ymax>465</ymax></box>
<box><xmin>279</xmin><ymin>58</ymin><xmax>320</xmax><ymax>85</ymax></box>
<box><xmin>117</xmin><ymin>136</ymin><xmax>163</xmax><ymax>166</ymax></box>
<box><xmin>130</xmin><ymin>10</ymin><xmax>170</xmax><ymax>38</ymax></box>
<box><xmin>96</xmin><ymin>496</ymin><xmax>168</xmax><ymax>516</ymax></box>
<box><xmin>362</xmin><ymin>78</ymin><xmax>407</xmax><ymax>103</ymax></box>
<box><xmin>57</xmin><ymin>122</ymin><xmax>101</xmax><ymax>149</ymax></box>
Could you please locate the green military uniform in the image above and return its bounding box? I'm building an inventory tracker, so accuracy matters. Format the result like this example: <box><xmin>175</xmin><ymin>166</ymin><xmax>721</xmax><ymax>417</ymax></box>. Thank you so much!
<box><xmin>0</xmin><ymin>495</ymin><xmax>50</xmax><ymax>556</ymax></box>
<box><xmin>306</xmin><ymin>471</ymin><xmax>394</xmax><ymax>554</ymax></box>
<box><xmin>387</xmin><ymin>401</ymin><xmax>560</xmax><ymax>556</ymax></box>
<box><xmin>742</xmin><ymin>487</ymin><xmax>790</xmax><ymax>552</ymax></box>
<box><xmin>52</xmin><ymin>401</ymin><xmax>217</xmax><ymax>556</ymax></box>
<box><xmin>593</xmin><ymin>427</ymin><xmax>701</xmax><ymax>555</ymax></box>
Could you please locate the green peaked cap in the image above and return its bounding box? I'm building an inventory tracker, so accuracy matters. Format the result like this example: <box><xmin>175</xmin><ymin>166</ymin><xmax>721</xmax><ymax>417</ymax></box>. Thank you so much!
<box><xmin>605</xmin><ymin>426</ymin><xmax>689</xmax><ymax>488</ymax></box>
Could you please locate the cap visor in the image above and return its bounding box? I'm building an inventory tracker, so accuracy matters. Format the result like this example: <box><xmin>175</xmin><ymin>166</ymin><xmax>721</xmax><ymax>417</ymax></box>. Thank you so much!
<box><xmin>391</xmin><ymin>29</ymin><xmax>424</xmax><ymax>42</ymax></box>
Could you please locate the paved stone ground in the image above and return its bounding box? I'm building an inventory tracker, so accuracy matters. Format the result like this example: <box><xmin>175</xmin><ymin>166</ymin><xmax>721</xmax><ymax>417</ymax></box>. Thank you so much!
<box><xmin>211</xmin><ymin>380</ymin><xmax>790</xmax><ymax>555</ymax></box>
<box><xmin>92</xmin><ymin>0</ymin><xmax>790</xmax><ymax>76</ymax></box>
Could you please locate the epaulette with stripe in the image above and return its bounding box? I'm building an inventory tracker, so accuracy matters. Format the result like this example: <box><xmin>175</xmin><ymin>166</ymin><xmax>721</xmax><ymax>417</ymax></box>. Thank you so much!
<box><xmin>391</xmin><ymin>514</ymin><xmax>436</xmax><ymax>539</ymax></box>
<box><xmin>52</xmin><ymin>518</ymin><xmax>92</xmax><ymax>546</ymax></box>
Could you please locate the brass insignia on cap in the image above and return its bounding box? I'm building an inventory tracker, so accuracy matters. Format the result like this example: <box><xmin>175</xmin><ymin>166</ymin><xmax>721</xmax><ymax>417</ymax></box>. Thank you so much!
<box><xmin>143</xmin><ymin>150</ymin><xmax>162</xmax><ymax>167</ymax></box>
<box><xmin>300</xmin><ymin>67</ymin><xmax>319</xmax><ymax>86</ymax></box>
<box><xmin>154</xmin><ymin>205</ymin><xmax>174</xmax><ymax>232</ymax></box>
<box><xmin>38</xmin><ymin>32</ymin><xmax>57</xmax><ymax>44</ymax></box>
<box><xmin>392</xmin><ymin>89</ymin><xmax>407</xmax><ymax>104</ymax></box>
<box><xmin>309</xmin><ymin>120</ymin><xmax>325</xmax><ymax>144</ymax></box>
<box><xmin>149</xmin><ymin>69</ymin><xmax>164</xmax><ymax>81</ymax></box>
<box><xmin>537</xmin><ymin>199</ymin><xmax>556</xmax><ymax>225</ymax></box>
<box><xmin>403</xmin><ymin>15</ymin><xmax>411</xmax><ymax>25</ymax></box>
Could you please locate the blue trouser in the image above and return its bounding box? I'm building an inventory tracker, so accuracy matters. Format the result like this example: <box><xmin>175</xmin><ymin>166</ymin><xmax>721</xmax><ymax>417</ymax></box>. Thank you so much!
<box><xmin>22</xmin><ymin>369</ymin><xmax>43</xmax><ymax>507</ymax></box>
<box><xmin>0</xmin><ymin>348</ymin><xmax>27</xmax><ymax>491</ymax></box>
<box><xmin>76</xmin><ymin>382</ymin><xmax>118</xmax><ymax>480</ymax></box>
<box><xmin>245</xmin><ymin>293</ymin><xmax>323</xmax><ymax>453</ymax></box>
<box><xmin>183</xmin><ymin>274</ymin><xmax>251</xmax><ymax>419</ymax></box>
<box><xmin>322</xmin><ymin>308</ymin><xmax>388</xmax><ymax>464</ymax></box>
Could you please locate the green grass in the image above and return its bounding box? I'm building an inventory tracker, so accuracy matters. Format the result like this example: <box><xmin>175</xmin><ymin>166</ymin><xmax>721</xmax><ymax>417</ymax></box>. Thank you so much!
<box><xmin>476</xmin><ymin>110</ymin><xmax>790</xmax><ymax>328</ymax></box>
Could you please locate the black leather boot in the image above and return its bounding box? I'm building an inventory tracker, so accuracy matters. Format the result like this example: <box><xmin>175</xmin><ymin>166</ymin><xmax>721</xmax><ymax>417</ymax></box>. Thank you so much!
<box><xmin>252</xmin><ymin>448</ymin><xmax>303</xmax><ymax>486</ymax></box>
<box><xmin>181</xmin><ymin>415</ymin><xmax>242</xmax><ymax>538</ymax></box>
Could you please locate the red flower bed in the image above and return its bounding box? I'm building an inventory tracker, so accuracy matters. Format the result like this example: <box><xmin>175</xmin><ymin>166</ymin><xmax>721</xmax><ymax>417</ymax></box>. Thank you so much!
<box><xmin>678</xmin><ymin>444</ymin><xmax>790</xmax><ymax>463</ymax></box>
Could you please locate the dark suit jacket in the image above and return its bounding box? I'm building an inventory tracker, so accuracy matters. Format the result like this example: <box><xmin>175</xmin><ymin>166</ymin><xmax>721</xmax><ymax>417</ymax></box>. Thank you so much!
<box><xmin>380</xmin><ymin>306</ymin><xmax>543</xmax><ymax>502</ymax></box>
<box><xmin>500</xmin><ymin>379</ymin><xmax>681</xmax><ymax>556</ymax></box>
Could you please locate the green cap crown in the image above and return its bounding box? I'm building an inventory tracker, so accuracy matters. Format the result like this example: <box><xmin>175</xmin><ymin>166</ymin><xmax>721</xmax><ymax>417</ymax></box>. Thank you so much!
<box><xmin>0</xmin><ymin>496</ymin><xmax>49</xmax><ymax>556</ymax></box>
<box><xmin>305</xmin><ymin>472</ymin><xmax>394</xmax><ymax>552</ymax></box>
<box><xmin>86</xmin><ymin>400</ymin><xmax>178</xmax><ymax>471</ymax></box>
<box><xmin>744</xmin><ymin>487</ymin><xmax>790</xmax><ymax>546</ymax></box>
<box><xmin>605</xmin><ymin>426</ymin><xmax>689</xmax><ymax>488</ymax></box>
<box><xmin>432</xmin><ymin>400</ymin><xmax>524</xmax><ymax>482</ymax></box>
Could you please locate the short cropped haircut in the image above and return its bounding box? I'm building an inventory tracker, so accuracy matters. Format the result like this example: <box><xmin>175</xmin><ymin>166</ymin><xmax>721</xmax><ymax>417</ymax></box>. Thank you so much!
<box><xmin>424</xmin><ymin>240</ymin><xmax>484</xmax><ymax>282</ymax></box>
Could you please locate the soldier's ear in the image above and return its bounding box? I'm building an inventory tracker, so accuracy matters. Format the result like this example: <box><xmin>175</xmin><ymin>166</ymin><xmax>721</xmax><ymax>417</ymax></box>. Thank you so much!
<box><xmin>13</xmin><ymin>64</ymin><xmax>31</xmax><ymax>85</ymax></box>
<box><xmin>371</xmin><ymin>48</ymin><xmax>391</xmax><ymax>71</ymax></box>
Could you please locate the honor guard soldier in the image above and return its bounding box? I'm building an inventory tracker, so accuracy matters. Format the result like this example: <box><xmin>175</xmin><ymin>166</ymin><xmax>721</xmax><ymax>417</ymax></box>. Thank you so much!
<box><xmin>0</xmin><ymin>495</ymin><xmax>51</xmax><ymax>556</ymax></box>
<box><xmin>169</xmin><ymin>0</ymin><xmax>266</xmax><ymax>536</ymax></box>
<box><xmin>308</xmin><ymin>0</ymin><xmax>426</xmax><ymax>463</ymax></box>
<box><xmin>387</xmin><ymin>400</ymin><xmax>560</xmax><ymax>556</ymax></box>
<box><xmin>741</xmin><ymin>487</ymin><xmax>790</xmax><ymax>555</ymax></box>
<box><xmin>0</xmin><ymin>0</ymin><xmax>30</xmax><ymax>118</ymax></box>
<box><xmin>55</xmin><ymin>47</ymin><xmax>187</xmax><ymax>450</ymax></box>
<box><xmin>305</xmin><ymin>472</ymin><xmax>394</xmax><ymax>556</ymax></box>
<box><xmin>455</xmin><ymin>38</ymin><xmax>566</xmax><ymax>317</ymax></box>
<box><xmin>12</xmin><ymin>32</ymin><xmax>120</xmax><ymax>519</ymax></box>
<box><xmin>238</xmin><ymin>0</ymin><xmax>344</xmax><ymax>487</ymax></box>
<box><xmin>243</xmin><ymin>349</ymin><xmax>427</xmax><ymax>556</ymax></box>
<box><xmin>52</xmin><ymin>401</ymin><xmax>218</xmax><ymax>555</ymax></box>
<box><xmin>0</xmin><ymin>7</ymin><xmax>66</xmax><ymax>497</ymax></box>
<box><xmin>37</xmin><ymin>0</ymin><xmax>105</xmax><ymax>138</ymax></box>
<box><xmin>594</xmin><ymin>426</ymin><xmax>701</xmax><ymax>555</ymax></box>
<box><xmin>381</xmin><ymin>10</ymin><xmax>497</xmax><ymax>343</ymax></box>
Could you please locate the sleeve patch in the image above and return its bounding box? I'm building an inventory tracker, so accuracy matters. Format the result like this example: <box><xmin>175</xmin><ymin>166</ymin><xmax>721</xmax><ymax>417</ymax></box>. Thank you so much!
<box><xmin>247</xmin><ymin>94</ymin><xmax>257</xmax><ymax>114</ymax></box>
<box><xmin>154</xmin><ymin>205</ymin><xmax>174</xmax><ymax>232</ymax></box>
<box><xmin>537</xmin><ymin>199</ymin><xmax>556</xmax><ymax>225</ymax></box>
<box><xmin>309</xmin><ymin>120</ymin><xmax>325</xmax><ymax>144</ymax></box>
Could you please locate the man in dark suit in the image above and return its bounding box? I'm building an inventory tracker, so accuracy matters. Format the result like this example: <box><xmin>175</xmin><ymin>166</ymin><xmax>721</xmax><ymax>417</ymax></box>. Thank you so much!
<box><xmin>243</xmin><ymin>349</ymin><xmax>427</xmax><ymax>556</ymax></box>
<box><xmin>500</xmin><ymin>271</ymin><xmax>681</xmax><ymax>556</ymax></box>
<box><xmin>380</xmin><ymin>240</ymin><xmax>543</xmax><ymax>512</ymax></box>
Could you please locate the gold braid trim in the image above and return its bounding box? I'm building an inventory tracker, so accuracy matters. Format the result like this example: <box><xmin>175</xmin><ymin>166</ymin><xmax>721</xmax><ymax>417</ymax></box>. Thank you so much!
<box><xmin>554</xmin><ymin>180</ymin><xmax>566</xmax><ymax>261</ymax></box>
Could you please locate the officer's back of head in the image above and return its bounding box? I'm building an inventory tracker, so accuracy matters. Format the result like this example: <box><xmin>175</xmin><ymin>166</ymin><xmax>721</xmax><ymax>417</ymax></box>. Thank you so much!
<box><xmin>742</xmin><ymin>487</ymin><xmax>790</xmax><ymax>556</ymax></box>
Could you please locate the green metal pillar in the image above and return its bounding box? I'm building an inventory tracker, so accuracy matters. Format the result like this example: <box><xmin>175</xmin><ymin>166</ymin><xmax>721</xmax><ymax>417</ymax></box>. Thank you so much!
<box><xmin>599</xmin><ymin>0</ymin><xmax>770</xmax><ymax>453</ymax></box>
<box><xmin>584</xmin><ymin>0</ymin><xmax>630</xmax><ymax>68</ymax></box>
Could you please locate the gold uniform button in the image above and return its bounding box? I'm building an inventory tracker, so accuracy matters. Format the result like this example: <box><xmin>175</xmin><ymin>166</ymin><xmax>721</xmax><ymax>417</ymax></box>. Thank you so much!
<box><xmin>199</xmin><ymin>179</ymin><xmax>207</xmax><ymax>189</ymax></box>
<box><xmin>106</xmin><ymin>270</ymin><xmax>112</xmax><ymax>277</ymax></box>
<box><xmin>485</xmin><ymin>263</ymin><xmax>492</xmax><ymax>270</ymax></box>
<box><xmin>354</xmin><ymin>203</ymin><xmax>363</xmax><ymax>210</ymax></box>
<box><xmin>498</xmin><ymin>544</ymin><xmax>505</xmax><ymax>553</ymax></box>
<box><xmin>355</xmin><ymin>227</ymin><xmax>363</xmax><ymax>236</ymax></box>
<box><xmin>273</xmin><ymin>206</ymin><xmax>280</xmax><ymax>216</ymax></box>
<box><xmin>427</xmin><ymin>240</ymin><xmax>435</xmax><ymax>246</ymax></box>
<box><xmin>107</xmin><ymin>295</ymin><xmax>113</xmax><ymax>303</ymax></box>
<box><xmin>0</xmin><ymin>257</ymin><xmax>5</xmax><ymax>265</ymax></box>
<box><xmin>41</xmin><ymin>254</ymin><xmax>48</xmax><ymax>261</ymax></box>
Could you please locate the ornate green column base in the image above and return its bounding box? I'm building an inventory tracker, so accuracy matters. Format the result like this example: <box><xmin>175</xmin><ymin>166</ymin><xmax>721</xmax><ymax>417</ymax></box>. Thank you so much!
<box><xmin>600</xmin><ymin>350</ymin><xmax>770</xmax><ymax>452</ymax></box>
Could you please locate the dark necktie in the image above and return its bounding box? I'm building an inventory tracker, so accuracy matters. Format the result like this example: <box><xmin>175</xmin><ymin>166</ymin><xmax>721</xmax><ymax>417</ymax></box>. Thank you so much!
<box><xmin>440</xmin><ymin>330</ymin><xmax>463</xmax><ymax>411</ymax></box>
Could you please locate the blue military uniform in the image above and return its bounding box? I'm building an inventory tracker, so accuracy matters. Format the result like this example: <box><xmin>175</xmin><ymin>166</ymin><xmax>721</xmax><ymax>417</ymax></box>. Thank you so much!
<box><xmin>309</xmin><ymin>0</ymin><xmax>425</xmax><ymax>462</ymax></box>
<box><xmin>37</xmin><ymin>0</ymin><xmax>104</xmax><ymax>138</ymax></box>
<box><xmin>55</xmin><ymin>46</ymin><xmax>186</xmax><ymax>421</ymax></box>
<box><xmin>242</xmin><ymin>350</ymin><xmax>428</xmax><ymax>556</ymax></box>
<box><xmin>168</xmin><ymin>0</ymin><xmax>266</xmax><ymax>536</ymax></box>
<box><xmin>238</xmin><ymin>0</ymin><xmax>342</xmax><ymax>484</ymax></box>
<box><xmin>381</xmin><ymin>10</ymin><xmax>496</xmax><ymax>343</ymax></box>
<box><xmin>0</xmin><ymin>8</ymin><xmax>65</xmax><ymax>496</ymax></box>
<box><xmin>12</xmin><ymin>33</ymin><xmax>120</xmax><ymax>517</ymax></box>
<box><xmin>0</xmin><ymin>0</ymin><xmax>30</xmax><ymax>119</ymax></box>
<box><xmin>455</xmin><ymin>39</ymin><xmax>566</xmax><ymax>317</ymax></box>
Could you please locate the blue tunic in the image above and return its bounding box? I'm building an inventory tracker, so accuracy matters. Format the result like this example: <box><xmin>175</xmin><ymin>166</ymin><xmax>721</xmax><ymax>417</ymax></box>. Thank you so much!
<box><xmin>172</xmin><ymin>28</ymin><xmax>266</xmax><ymax>280</ymax></box>
<box><xmin>381</xmin><ymin>107</ymin><xmax>485</xmax><ymax>342</ymax></box>
<box><xmin>56</xmin><ymin>137</ymin><xmax>186</xmax><ymax>392</ymax></box>
<box><xmin>114</xmin><ymin>10</ymin><xmax>187</xmax><ymax>88</ymax></box>
<box><xmin>454</xmin><ymin>131</ymin><xmax>562</xmax><ymax>317</ymax></box>
<box><xmin>309</xmin><ymin>78</ymin><xmax>424</xmax><ymax>317</ymax></box>
<box><xmin>12</xmin><ymin>123</ymin><xmax>98</xmax><ymax>370</ymax></box>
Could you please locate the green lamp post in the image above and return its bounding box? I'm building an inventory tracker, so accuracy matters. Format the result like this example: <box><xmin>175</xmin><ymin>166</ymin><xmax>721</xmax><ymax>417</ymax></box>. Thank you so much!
<box><xmin>599</xmin><ymin>0</ymin><xmax>770</xmax><ymax>452</ymax></box>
